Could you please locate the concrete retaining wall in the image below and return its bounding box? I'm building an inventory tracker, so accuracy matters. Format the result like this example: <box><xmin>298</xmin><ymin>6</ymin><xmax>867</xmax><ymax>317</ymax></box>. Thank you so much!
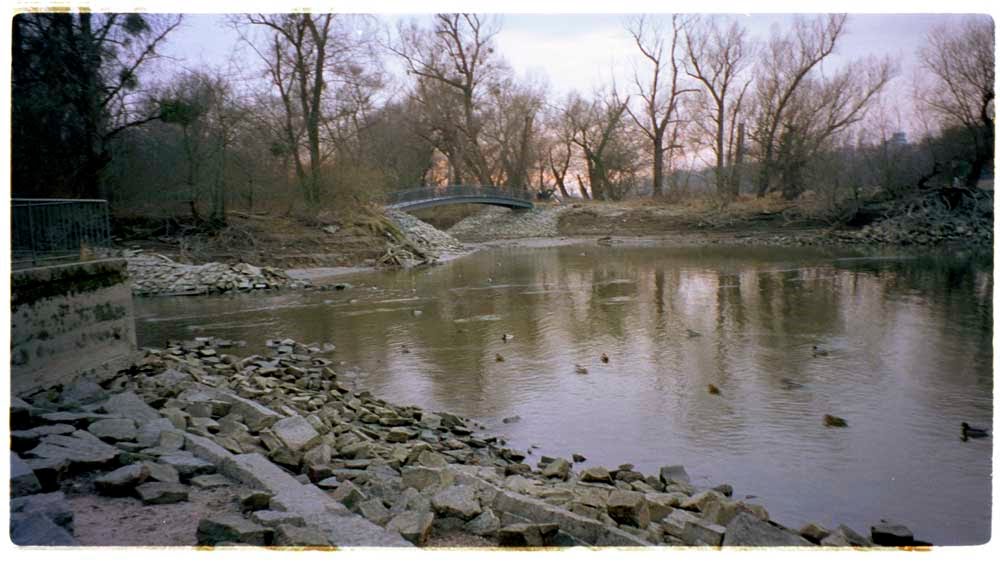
<box><xmin>10</xmin><ymin>259</ymin><xmax>136</xmax><ymax>396</ymax></box>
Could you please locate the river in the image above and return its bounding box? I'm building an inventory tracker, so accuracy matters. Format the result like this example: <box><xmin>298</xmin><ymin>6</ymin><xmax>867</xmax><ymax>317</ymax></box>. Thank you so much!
<box><xmin>135</xmin><ymin>243</ymin><xmax>993</xmax><ymax>545</ymax></box>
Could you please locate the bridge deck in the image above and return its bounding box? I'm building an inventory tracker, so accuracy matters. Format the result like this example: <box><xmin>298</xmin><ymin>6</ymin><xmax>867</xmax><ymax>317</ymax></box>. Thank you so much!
<box><xmin>386</xmin><ymin>186</ymin><xmax>534</xmax><ymax>211</ymax></box>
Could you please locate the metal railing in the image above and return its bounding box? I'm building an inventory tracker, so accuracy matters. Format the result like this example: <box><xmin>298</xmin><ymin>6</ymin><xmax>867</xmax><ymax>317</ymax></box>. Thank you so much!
<box><xmin>386</xmin><ymin>185</ymin><xmax>535</xmax><ymax>208</ymax></box>
<box><xmin>11</xmin><ymin>198</ymin><xmax>113</xmax><ymax>269</ymax></box>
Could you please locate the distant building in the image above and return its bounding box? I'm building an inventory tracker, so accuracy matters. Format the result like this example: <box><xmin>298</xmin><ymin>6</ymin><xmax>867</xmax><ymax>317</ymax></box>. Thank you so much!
<box><xmin>888</xmin><ymin>131</ymin><xmax>908</xmax><ymax>147</ymax></box>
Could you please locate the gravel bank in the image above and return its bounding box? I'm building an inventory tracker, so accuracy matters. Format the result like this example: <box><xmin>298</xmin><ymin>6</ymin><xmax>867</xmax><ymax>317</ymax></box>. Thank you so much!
<box><xmin>447</xmin><ymin>206</ymin><xmax>568</xmax><ymax>242</ymax></box>
<box><xmin>125</xmin><ymin>251</ymin><xmax>310</xmax><ymax>297</ymax></box>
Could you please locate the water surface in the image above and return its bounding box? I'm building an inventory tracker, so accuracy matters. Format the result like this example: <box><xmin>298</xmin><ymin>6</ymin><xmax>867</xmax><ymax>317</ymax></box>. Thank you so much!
<box><xmin>136</xmin><ymin>244</ymin><xmax>993</xmax><ymax>545</ymax></box>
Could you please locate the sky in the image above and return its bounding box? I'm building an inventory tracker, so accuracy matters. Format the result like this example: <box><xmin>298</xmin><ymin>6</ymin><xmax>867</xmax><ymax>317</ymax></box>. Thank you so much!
<box><xmin>159</xmin><ymin>11</ymin><xmax>980</xmax><ymax>99</ymax></box>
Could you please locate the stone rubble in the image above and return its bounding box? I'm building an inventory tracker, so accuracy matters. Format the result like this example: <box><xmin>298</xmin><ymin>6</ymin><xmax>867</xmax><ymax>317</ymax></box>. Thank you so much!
<box><xmin>385</xmin><ymin>210</ymin><xmax>466</xmax><ymax>255</ymax></box>
<box><xmin>10</xmin><ymin>335</ymin><xmax>930</xmax><ymax>548</ymax></box>
<box><xmin>448</xmin><ymin>206</ymin><xmax>568</xmax><ymax>242</ymax></box>
<box><xmin>124</xmin><ymin>250</ymin><xmax>310</xmax><ymax>297</ymax></box>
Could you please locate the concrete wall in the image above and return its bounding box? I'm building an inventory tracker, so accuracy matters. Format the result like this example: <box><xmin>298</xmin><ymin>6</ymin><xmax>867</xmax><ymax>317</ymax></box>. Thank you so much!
<box><xmin>10</xmin><ymin>259</ymin><xmax>136</xmax><ymax>396</ymax></box>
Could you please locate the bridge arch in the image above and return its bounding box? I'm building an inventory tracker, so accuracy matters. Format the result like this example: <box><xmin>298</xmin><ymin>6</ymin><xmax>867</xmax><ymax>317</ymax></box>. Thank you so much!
<box><xmin>385</xmin><ymin>186</ymin><xmax>534</xmax><ymax>211</ymax></box>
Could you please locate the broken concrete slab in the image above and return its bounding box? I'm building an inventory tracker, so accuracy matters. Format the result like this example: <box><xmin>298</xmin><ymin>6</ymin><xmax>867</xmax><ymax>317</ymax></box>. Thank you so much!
<box><xmin>10</xmin><ymin>491</ymin><xmax>74</xmax><ymax>532</ymax></box>
<box><xmin>11</xmin><ymin>452</ymin><xmax>42</xmax><ymax>497</ymax></box>
<box><xmin>10</xmin><ymin>514</ymin><xmax>78</xmax><ymax>546</ymax></box>
<box><xmin>386</xmin><ymin>510</ymin><xmax>434</xmax><ymax>546</ymax></box>
<box><xmin>722</xmin><ymin>513</ymin><xmax>812</xmax><ymax>547</ymax></box>
<box><xmin>431</xmin><ymin>484</ymin><xmax>482</xmax><ymax>520</ymax></box>
<box><xmin>103</xmin><ymin>391</ymin><xmax>161</xmax><ymax>424</ymax></box>
<box><xmin>271</xmin><ymin>415</ymin><xmax>321</xmax><ymax>452</ymax></box>
<box><xmin>197</xmin><ymin>514</ymin><xmax>272</xmax><ymax>546</ymax></box>
<box><xmin>158</xmin><ymin>452</ymin><xmax>215</xmax><ymax>479</ymax></box>
<box><xmin>498</xmin><ymin>523</ymin><xmax>560</xmax><ymax>547</ymax></box>
<box><xmin>88</xmin><ymin>418</ymin><xmax>138</xmax><ymax>442</ymax></box>
<box><xmin>135</xmin><ymin>482</ymin><xmax>190</xmax><ymax>505</ymax></box>
<box><xmin>26</xmin><ymin>431</ymin><xmax>120</xmax><ymax>469</ymax></box>
<box><xmin>95</xmin><ymin>463</ymin><xmax>150</xmax><ymax>495</ymax></box>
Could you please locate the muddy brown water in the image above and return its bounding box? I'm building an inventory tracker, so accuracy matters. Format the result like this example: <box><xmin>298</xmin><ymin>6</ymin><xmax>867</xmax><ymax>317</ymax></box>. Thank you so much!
<box><xmin>136</xmin><ymin>244</ymin><xmax>993</xmax><ymax>545</ymax></box>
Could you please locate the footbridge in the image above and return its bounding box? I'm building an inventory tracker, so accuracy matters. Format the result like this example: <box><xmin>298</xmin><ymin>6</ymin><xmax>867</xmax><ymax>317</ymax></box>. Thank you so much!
<box><xmin>385</xmin><ymin>186</ymin><xmax>534</xmax><ymax>211</ymax></box>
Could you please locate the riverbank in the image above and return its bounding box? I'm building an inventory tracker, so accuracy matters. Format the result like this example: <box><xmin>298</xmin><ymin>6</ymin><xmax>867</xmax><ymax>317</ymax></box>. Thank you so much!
<box><xmin>11</xmin><ymin>336</ymin><xmax>929</xmax><ymax>548</ymax></box>
<box><xmin>119</xmin><ymin>189</ymin><xmax>992</xmax><ymax>295</ymax></box>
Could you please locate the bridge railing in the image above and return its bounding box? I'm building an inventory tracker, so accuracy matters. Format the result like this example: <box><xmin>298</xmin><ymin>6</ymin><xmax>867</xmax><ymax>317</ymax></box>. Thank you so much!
<box><xmin>11</xmin><ymin>198</ymin><xmax>113</xmax><ymax>269</ymax></box>
<box><xmin>386</xmin><ymin>185</ymin><xmax>534</xmax><ymax>206</ymax></box>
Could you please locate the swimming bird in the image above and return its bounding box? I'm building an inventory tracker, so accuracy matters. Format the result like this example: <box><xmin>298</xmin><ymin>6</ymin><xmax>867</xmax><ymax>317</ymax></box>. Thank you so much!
<box><xmin>961</xmin><ymin>422</ymin><xmax>989</xmax><ymax>439</ymax></box>
<box><xmin>495</xmin><ymin>353</ymin><xmax>505</xmax><ymax>362</ymax></box>
<box><xmin>502</xmin><ymin>333</ymin><xmax>515</xmax><ymax>342</ymax></box>
<box><xmin>401</xmin><ymin>345</ymin><xmax>410</xmax><ymax>354</ymax></box>
<box><xmin>779</xmin><ymin>378</ymin><xmax>804</xmax><ymax>390</ymax></box>
<box><xmin>812</xmin><ymin>345</ymin><xmax>830</xmax><ymax>357</ymax></box>
<box><xmin>708</xmin><ymin>383</ymin><xmax>721</xmax><ymax>395</ymax></box>
<box><xmin>686</xmin><ymin>329</ymin><xmax>702</xmax><ymax>338</ymax></box>
<box><xmin>601</xmin><ymin>353</ymin><xmax>610</xmax><ymax>363</ymax></box>
<box><xmin>823</xmin><ymin>414</ymin><xmax>848</xmax><ymax>427</ymax></box>
<box><xmin>575</xmin><ymin>364</ymin><xmax>589</xmax><ymax>374</ymax></box>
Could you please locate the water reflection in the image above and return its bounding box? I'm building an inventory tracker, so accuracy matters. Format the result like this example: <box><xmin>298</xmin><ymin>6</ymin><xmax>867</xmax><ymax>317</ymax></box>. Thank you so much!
<box><xmin>136</xmin><ymin>245</ymin><xmax>992</xmax><ymax>545</ymax></box>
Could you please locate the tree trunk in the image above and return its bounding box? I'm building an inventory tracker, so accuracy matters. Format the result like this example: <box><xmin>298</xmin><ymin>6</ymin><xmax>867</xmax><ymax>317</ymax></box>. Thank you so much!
<box><xmin>652</xmin><ymin>135</ymin><xmax>664</xmax><ymax>198</ymax></box>
<box><xmin>715</xmin><ymin>102</ymin><xmax>726</xmax><ymax>195</ymax></box>
<box><xmin>576</xmin><ymin>174</ymin><xmax>591</xmax><ymax>200</ymax></box>
<box><xmin>729</xmin><ymin>122</ymin><xmax>745</xmax><ymax>197</ymax></box>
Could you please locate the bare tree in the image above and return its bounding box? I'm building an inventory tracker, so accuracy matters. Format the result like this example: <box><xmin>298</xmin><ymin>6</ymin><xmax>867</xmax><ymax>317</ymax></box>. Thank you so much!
<box><xmin>625</xmin><ymin>15</ymin><xmax>694</xmax><ymax>198</ymax></box>
<box><xmin>239</xmin><ymin>14</ymin><xmax>382</xmax><ymax>206</ymax></box>
<box><xmin>565</xmin><ymin>89</ymin><xmax>635</xmax><ymax>201</ymax></box>
<box><xmin>917</xmin><ymin>16</ymin><xmax>995</xmax><ymax>187</ymax></box>
<box><xmin>750</xmin><ymin>14</ymin><xmax>847</xmax><ymax>197</ymax></box>
<box><xmin>684</xmin><ymin>16</ymin><xmax>754</xmax><ymax>197</ymax></box>
<box><xmin>389</xmin><ymin>14</ymin><xmax>503</xmax><ymax>186</ymax></box>
<box><xmin>769</xmin><ymin>56</ymin><xmax>895</xmax><ymax>199</ymax></box>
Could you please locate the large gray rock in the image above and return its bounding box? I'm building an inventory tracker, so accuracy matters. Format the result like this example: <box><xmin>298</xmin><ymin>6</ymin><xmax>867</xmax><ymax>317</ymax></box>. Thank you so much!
<box><xmin>799</xmin><ymin>522</ymin><xmax>831</xmax><ymax>544</ymax></box>
<box><xmin>142</xmin><ymin>461</ymin><xmax>180</xmax><ymax>484</ymax></box>
<box><xmin>197</xmin><ymin>514</ymin><xmax>272</xmax><ymax>546</ymax></box>
<box><xmin>251</xmin><ymin>510</ymin><xmax>306</xmax><ymax>528</ymax></box>
<box><xmin>498</xmin><ymin>523</ymin><xmax>560</xmax><ymax>547</ymax></box>
<box><xmin>136</xmin><ymin>482</ymin><xmax>190</xmax><ymax>505</ymax></box>
<box><xmin>607</xmin><ymin>489</ymin><xmax>650</xmax><ymax>528</ymax></box>
<box><xmin>820</xmin><ymin>524</ymin><xmax>873</xmax><ymax>547</ymax></box>
<box><xmin>465</xmin><ymin>507</ymin><xmax>502</xmax><ymax>537</ymax></box>
<box><xmin>682</xmin><ymin>518</ymin><xmax>726</xmax><ymax>546</ymax></box>
<box><xmin>401</xmin><ymin>466</ymin><xmax>453</xmax><ymax>491</ymax></box>
<box><xmin>216</xmin><ymin>391</ymin><xmax>280</xmax><ymax>432</ymax></box>
<box><xmin>273</xmin><ymin>524</ymin><xmax>332</xmax><ymax>547</ymax></box>
<box><xmin>357</xmin><ymin>499</ymin><xmax>392</xmax><ymax>526</ymax></box>
<box><xmin>492</xmin><ymin>489</ymin><xmax>651</xmax><ymax>546</ymax></box>
<box><xmin>871</xmin><ymin>520</ymin><xmax>914</xmax><ymax>546</ymax></box>
<box><xmin>645</xmin><ymin>492</ymin><xmax>685</xmax><ymax>522</ymax></box>
<box><xmin>59</xmin><ymin>379</ymin><xmax>109</xmax><ymax>406</ymax></box>
<box><xmin>158</xmin><ymin>452</ymin><xmax>215</xmax><ymax>479</ymax></box>
<box><xmin>88</xmin><ymin>418</ymin><xmax>138</xmax><ymax>442</ymax></box>
<box><xmin>103</xmin><ymin>391</ymin><xmax>161</xmax><ymax>424</ymax></box>
<box><xmin>386</xmin><ymin>510</ymin><xmax>434</xmax><ymax>546</ymax></box>
<box><xmin>11</xmin><ymin>424</ymin><xmax>76</xmax><ymax>452</ymax></box>
<box><xmin>11</xmin><ymin>452</ymin><xmax>42</xmax><ymax>497</ymax></box>
<box><xmin>95</xmin><ymin>463</ymin><xmax>150</xmax><ymax>495</ymax></box>
<box><xmin>431</xmin><ymin>485</ymin><xmax>482</xmax><ymax>520</ymax></box>
<box><xmin>330</xmin><ymin>480</ymin><xmax>368</xmax><ymax>510</ymax></box>
<box><xmin>271</xmin><ymin>416</ymin><xmax>321</xmax><ymax>452</ymax></box>
<box><xmin>579</xmin><ymin>466</ymin><xmax>613</xmax><ymax>484</ymax></box>
<box><xmin>658</xmin><ymin>465</ymin><xmax>690</xmax><ymax>486</ymax></box>
<box><xmin>542</xmin><ymin>458</ymin><xmax>571</xmax><ymax>480</ymax></box>
<box><xmin>722</xmin><ymin>513</ymin><xmax>812</xmax><ymax>547</ymax></box>
<box><xmin>681</xmin><ymin>489</ymin><xmax>725</xmax><ymax>513</ymax></box>
<box><xmin>10</xmin><ymin>491</ymin><xmax>74</xmax><ymax>531</ymax></box>
<box><xmin>26</xmin><ymin>431</ymin><xmax>120</xmax><ymax>469</ymax></box>
<box><xmin>10</xmin><ymin>514</ymin><xmax>78</xmax><ymax>546</ymax></box>
<box><xmin>136</xmin><ymin>418</ymin><xmax>177</xmax><ymax>448</ymax></box>
<box><xmin>661</xmin><ymin>508</ymin><xmax>704</xmax><ymax>538</ymax></box>
<box><xmin>11</xmin><ymin>397</ymin><xmax>33</xmax><ymax>430</ymax></box>
<box><xmin>23</xmin><ymin>456</ymin><xmax>70</xmax><ymax>492</ymax></box>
